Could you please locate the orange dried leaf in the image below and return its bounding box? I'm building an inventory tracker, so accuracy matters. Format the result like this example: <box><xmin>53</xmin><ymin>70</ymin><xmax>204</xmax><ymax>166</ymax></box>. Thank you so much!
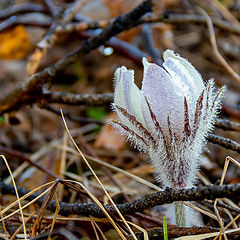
<box><xmin>95</xmin><ymin>113</ymin><xmax>127</xmax><ymax>152</ymax></box>
<box><xmin>0</xmin><ymin>25</ymin><xmax>32</xmax><ymax>60</ymax></box>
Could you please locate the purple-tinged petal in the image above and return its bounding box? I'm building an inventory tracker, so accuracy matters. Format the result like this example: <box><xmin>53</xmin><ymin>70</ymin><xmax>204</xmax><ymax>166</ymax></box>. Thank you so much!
<box><xmin>163</xmin><ymin>50</ymin><xmax>204</xmax><ymax>96</ymax></box>
<box><xmin>141</xmin><ymin>58</ymin><xmax>184</xmax><ymax>135</ymax></box>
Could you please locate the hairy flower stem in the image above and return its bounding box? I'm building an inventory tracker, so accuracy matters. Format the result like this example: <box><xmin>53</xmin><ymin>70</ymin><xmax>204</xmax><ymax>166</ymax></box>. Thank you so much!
<box><xmin>174</xmin><ymin>202</ymin><xmax>186</xmax><ymax>227</ymax></box>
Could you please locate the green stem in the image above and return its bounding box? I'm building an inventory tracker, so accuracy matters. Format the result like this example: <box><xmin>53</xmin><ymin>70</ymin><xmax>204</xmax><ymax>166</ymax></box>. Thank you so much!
<box><xmin>174</xmin><ymin>202</ymin><xmax>186</xmax><ymax>226</ymax></box>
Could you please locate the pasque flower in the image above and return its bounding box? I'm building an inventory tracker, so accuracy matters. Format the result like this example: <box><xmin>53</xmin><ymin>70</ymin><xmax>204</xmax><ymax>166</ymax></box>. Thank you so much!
<box><xmin>112</xmin><ymin>50</ymin><xmax>226</xmax><ymax>226</ymax></box>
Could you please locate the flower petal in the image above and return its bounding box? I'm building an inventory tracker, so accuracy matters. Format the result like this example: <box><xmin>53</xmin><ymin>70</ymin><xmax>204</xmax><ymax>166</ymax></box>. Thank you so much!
<box><xmin>141</xmin><ymin>58</ymin><xmax>184</xmax><ymax>134</ymax></box>
<box><xmin>163</xmin><ymin>50</ymin><xmax>204</xmax><ymax>100</ymax></box>
<box><xmin>114</xmin><ymin>66</ymin><xmax>146</xmax><ymax>127</ymax></box>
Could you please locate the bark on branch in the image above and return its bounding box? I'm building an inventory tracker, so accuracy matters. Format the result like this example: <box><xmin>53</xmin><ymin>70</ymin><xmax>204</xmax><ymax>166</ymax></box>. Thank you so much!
<box><xmin>1</xmin><ymin>181</ymin><xmax>239</xmax><ymax>218</ymax></box>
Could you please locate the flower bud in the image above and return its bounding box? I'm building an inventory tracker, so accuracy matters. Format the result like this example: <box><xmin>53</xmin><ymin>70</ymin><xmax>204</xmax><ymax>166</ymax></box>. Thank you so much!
<box><xmin>112</xmin><ymin>50</ymin><xmax>226</xmax><ymax>226</ymax></box>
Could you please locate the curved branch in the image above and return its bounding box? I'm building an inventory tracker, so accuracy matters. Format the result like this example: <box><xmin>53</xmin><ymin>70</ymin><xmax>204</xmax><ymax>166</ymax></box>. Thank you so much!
<box><xmin>1</xmin><ymin>181</ymin><xmax>240</xmax><ymax>217</ymax></box>
<box><xmin>207</xmin><ymin>134</ymin><xmax>240</xmax><ymax>154</ymax></box>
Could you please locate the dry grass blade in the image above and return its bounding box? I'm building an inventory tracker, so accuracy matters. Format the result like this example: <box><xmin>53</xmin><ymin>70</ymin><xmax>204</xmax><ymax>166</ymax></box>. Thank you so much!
<box><xmin>213</xmin><ymin>156</ymin><xmax>240</xmax><ymax>240</ymax></box>
<box><xmin>62</xmin><ymin>179</ymin><xmax>126</xmax><ymax>239</ymax></box>
<box><xmin>211</xmin><ymin>0</ymin><xmax>240</xmax><ymax>27</ymax></box>
<box><xmin>1</xmin><ymin>181</ymin><xmax>54</xmax><ymax>216</ymax></box>
<box><xmin>63</xmin><ymin>147</ymin><xmax>162</xmax><ymax>191</ymax></box>
<box><xmin>58</xmin><ymin>132</ymin><xmax>67</xmax><ymax>201</ymax></box>
<box><xmin>92</xmin><ymin>222</ymin><xmax>103</xmax><ymax>240</ymax></box>
<box><xmin>31</xmin><ymin>179</ymin><xmax>60</xmax><ymax>238</ymax></box>
<box><xmin>60</xmin><ymin>109</ymin><xmax>137</xmax><ymax>240</ymax></box>
<box><xmin>183</xmin><ymin>202</ymin><xmax>218</xmax><ymax>221</ymax></box>
<box><xmin>25</xmin><ymin>214</ymin><xmax>110</xmax><ymax>223</ymax></box>
<box><xmin>175</xmin><ymin>228</ymin><xmax>240</xmax><ymax>240</ymax></box>
<box><xmin>1</xmin><ymin>183</ymin><xmax>53</xmax><ymax>222</ymax></box>
<box><xmin>48</xmin><ymin>193</ymin><xmax>60</xmax><ymax>240</ymax></box>
<box><xmin>127</xmin><ymin>221</ymin><xmax>149</xmax><ymax>240</ymax></box>
<box><xmin>224</xmin><ymin>213</ymin><xmax>240</xmax><ymax>230</ymax></box>
<box><xmin>0</xmin><ymin>155</ymin><xmax>27</xmax><ymax>240</ymax></box>
<box><xmin>0</xmin><ymin>207</ymin><xmax>8</xmax><ymax>240</ymax></box>
<box><xmin>222</xmin><ymin>157</ymin><xmax>240</xmax><ymax>230</ymax></box>
<box><xmin>200</xmin><ymin>9</ymin><xmax>240</xmax><ymax>83</ymax></box>
<box><xmin>10</xmin><ymin>211</ymin><xmax>35</xmax><ymax>240</ymax></box>
<box><xmin>213</xmin><ymin>201</ymin><xmax>226</xmax><ymax>240</ymax></box>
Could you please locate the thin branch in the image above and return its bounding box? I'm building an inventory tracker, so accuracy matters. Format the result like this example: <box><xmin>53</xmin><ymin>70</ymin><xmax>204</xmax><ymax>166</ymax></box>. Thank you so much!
<box><xmin>2</xmin><ymin>12</ymin><xmax>240</xmax><ymax>36</ymax></box>
<box><xmin>141</xmin><ymin>23</ymin><xmax>162</xmax><ymax>65</ymax></box>
<box><xmin>1</xmin><ymin>181</ymin><xmax>240</xmax><ymax>217</ymax></box>
<box><xmin>44</xmin><ymin>0</ymin><xmax>61</xmax><ymax>16</ymax></box>
<box><xmin>126</xmin><ymin>226</ymin><xmax>240</xmax><ymax>240</ymax></box>
<box><xmin>215</xmin><ymin>119</ymin><xmax>240</xmax><ymax>131</ymax></box>
<box><xmin>142</xmin><ymin>13</ymin><xmax>240</xmax><ymax>35</ymax></box>
<box><xmin>0</xmin><ymin>13</ymin><xmax>51</xmax><ymax>32</ymax></box>
<box><xmin>62</xmin><ymin>0</ymin><xmax>89</xmax><ymax>23</ymax></box>
<box><xmin>42</xmin><ymin>90</ymin><xmax>113</xmax><ymax>106</ymax></box>
<box><xmin>65</xmin><ymin>31</ymin><xmax>146</xmax><ymax>64</ymax></box>
<box><xmin>0</xmin><ymin>3</ymin><xmax>48</xmax><ymax>19</ymax></box>
<box><xmin>0</xmin><ymin>0</ymin><xmax>154</xmax><ymax>115</ymax></box>
<box><xmin>41</xmin><ymin>91</ymin><xmax>240</xmax><ymax>133</ymax></box>
<box><xmin>207</xmin><ymin>134</ymin><xmax>240</xmax><ymax>154</ymax></box>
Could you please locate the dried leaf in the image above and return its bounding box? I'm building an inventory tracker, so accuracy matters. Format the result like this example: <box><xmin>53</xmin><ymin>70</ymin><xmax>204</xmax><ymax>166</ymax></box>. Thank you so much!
<box><xmin>95</xmin><ymin>113</ymin><xmax>126</xmax><ymax>151</ymax></box>
<box><xmin>0</xmin><ymin>25</ymin><xmax>32</xmax><ymax>60</ymax></box>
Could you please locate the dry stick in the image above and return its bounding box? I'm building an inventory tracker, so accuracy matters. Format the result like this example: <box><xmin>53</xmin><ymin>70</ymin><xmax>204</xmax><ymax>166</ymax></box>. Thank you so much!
<box><xmin>126</xmin><ymin>226</ymin><xmax>240</xmax><ymax>240</ymax></box>
<box><xmin>207</xmin><ymin>134</ymin><xmax>240</xmax><ymax>154</ymax></box>
<box><xmin>42</xmin><ymin>90</ymin><xmax>240</xmax><ymax>131</ymax></box>
<box><xmin>42</xmin><ymin>90</ymin><xmax>114</xmax><ymax>106</ymax></box>
<box><xmin>62</xmin><ymin>180</ymin><xmax>127</xmax><ymax>240</ymax></box>
<box><xmin>142</xmin><ymin>13</ymin><xmax>240</xmax><ymax>35</ymax></box>
<box><xmin>215</xmin><ymin>119</ymin><xmax>240</xmax><ymax>131</ymax></box>
<box><xmin>27</xmin><ymin>0</ymin><xmax>62</xmax><ymax>76</ymax></box>
<box><xmin>44</xmin><ymin>0</ymin><xmax>60</xmax><ymax>16</ymax></box>
<box><xmin>62</xmin><ymin>0</ymin><xmax>89</xmax><ymax>23</ymax></box>
<box><xmin>0</xmin><ymin>3</ymin><xmax>48</xmax><ymax>19</ymax></box>
<box><xmin>1</xmin><ymin>181</ymin><xmax>240</xmax><ymax>218</ymax></box>
<box><xmin>0</xmin><ymin>0</ymin><xmax>154</xmax><ymax>115</ymax></box>
<box><xmin>2</xmin><ymin>8</ymin><xmax>240</xmax><ymax>37</ymax></box>
<box><xmin>201</xmin><ymin>9</ymin><xmax>240</xmax><ymax>83</ymax></box>
<box><xmin>142</xmin><ymin>23</ymin><xmax>162</xmax><ymax>65</ymax></box>
<box><xmin>0</xmin><ymin>13</ymin><xmax>51</xmax><ymax>31</ymax></box>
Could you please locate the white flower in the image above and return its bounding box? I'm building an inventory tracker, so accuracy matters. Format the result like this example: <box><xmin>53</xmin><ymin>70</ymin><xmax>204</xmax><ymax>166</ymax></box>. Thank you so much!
<box><xmin>112</xmin><ymin>49</ymin><xmax>225</xmax><ymax>189</ymax></box>
<box><xmin>111</xmin><ymin>50</ymin><xmax>226</xmax><ymax>226</ymax></box>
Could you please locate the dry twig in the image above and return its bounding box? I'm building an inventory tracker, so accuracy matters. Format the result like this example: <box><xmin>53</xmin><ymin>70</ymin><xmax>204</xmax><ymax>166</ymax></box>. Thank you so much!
<box><xmin>1</xmin><ymin>181</ymin><xmax>240</xmax><ymax>218</ymax></box>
